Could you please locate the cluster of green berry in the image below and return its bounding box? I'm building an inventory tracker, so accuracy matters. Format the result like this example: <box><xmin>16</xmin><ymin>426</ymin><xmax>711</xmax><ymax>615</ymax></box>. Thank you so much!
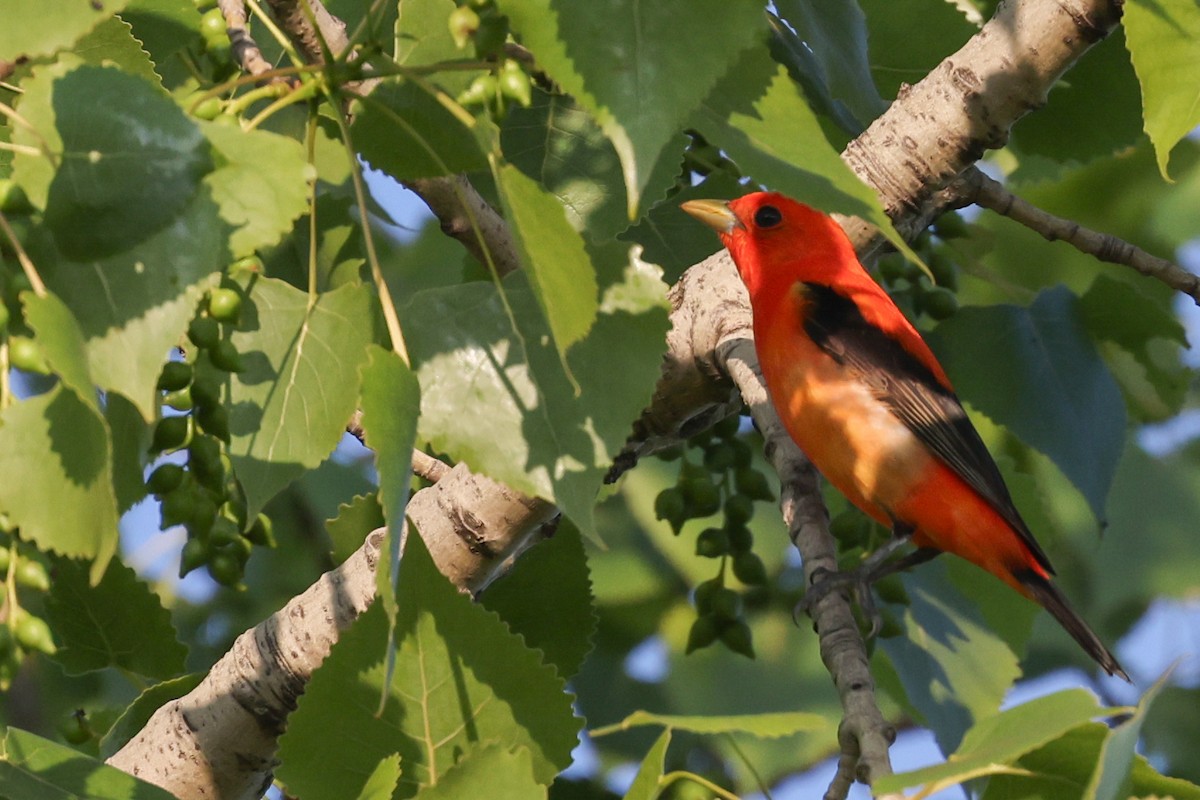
<box><xmin>0</xmin><ymin>182</ymin><xmax>47</xmax><ymax>375</ymax></box>
<box><xmin>193</xmin><ymin>0</ymin><xmax>235</xmax><ymax>76</ymax></box>
<box><xmin>145</xmin><ymin>281</ymin><xmax>272</xmax><ymax>587</ymax></box>
<box><xmin>450</xmin><ymin>1</ymin><xmax>533</xmax><ymax>113</ymax></box>
<box><xmin>653</xmin><ymin>414</ymin><xmax>775</xmax><ymax>659</ymax></box>
<box><xmin>0</xmin><ymin>537</ymin><xmax>55</xmax><ymax>688</ymax></box>
<box><xmin>875</xmin><ymin>212</ymin><xmax>970</xmax><ymax>322</ymax></box>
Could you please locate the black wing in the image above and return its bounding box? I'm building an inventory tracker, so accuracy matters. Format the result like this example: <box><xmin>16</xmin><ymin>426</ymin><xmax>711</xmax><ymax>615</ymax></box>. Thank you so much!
<box><xmin>799</xmin><ymin>282</ymin><xmax>1054</xmax><ymax>574</ymax></box>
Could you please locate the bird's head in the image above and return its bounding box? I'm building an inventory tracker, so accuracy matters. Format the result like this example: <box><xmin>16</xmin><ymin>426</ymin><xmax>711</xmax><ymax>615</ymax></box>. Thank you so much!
<box><xmin>681</xmin><ymin>192</ymin><xmax>856</xmax><ymax>297</ymax></box>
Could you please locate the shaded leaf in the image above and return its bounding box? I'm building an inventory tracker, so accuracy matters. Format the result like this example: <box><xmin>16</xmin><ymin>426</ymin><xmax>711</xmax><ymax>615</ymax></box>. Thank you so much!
<box><xmin>357</xmin><ymin>754</ymin><xmax>402</xmax><ymax>800</ymax></box>
<box><xmin>500</xmin><ymin>0</ymin><xmax>765</xmax><ymax>215</ymax></box>
<box><xmin>623</xmin><ymin>730</ymin><xmax>670</xmax><ymax>800</ymax></box>
<box><xmin>480</xmin><ymin>520</ymin><xmax>596</xmax><ymax>679</ymax></box>
<box><xmin>74</xmin><ymin>16</ymin><xmax>159</xmax><ymax>84</ymax></box>
<box><xmin>859</xmin><ymin>0</ymin><xmax>976</xmax><ymax>99</ymax></box>
<box><xmin>598</xmin><ymin>710</ymin><xmax>826</xmax><ymax>738</ymax></box>
<box><xmin>118</xmin><ymin>0</ymin><xmax>200</xmax><ymax>75</ymax></box>
<box><xmin>99</xmin><ymin>673</ymin><xmax>204</xmax><ymax>759</ymax></box>
<box><xmin>326</xmin><ymin>493</ymin><xmax>385</xmax><ymax>565</ymax></box>
<box><xmin>105</xmin><ymin>392</ymin><xmax>150</xmax><ymax>513</ymax></box>
<box><xmin>353</xmin><ymin>79</ymin><xmax>487</xmax><ymax>180</ymax></box>
<box><xmin>927</xmin><ymin>287</ymin><xmax>1126</xmax><ymax>521</ymax></box>
<box><xmin>24</xmin><ymin>291</ymin><xmax>95</xmax><ymax>405</ymax></box>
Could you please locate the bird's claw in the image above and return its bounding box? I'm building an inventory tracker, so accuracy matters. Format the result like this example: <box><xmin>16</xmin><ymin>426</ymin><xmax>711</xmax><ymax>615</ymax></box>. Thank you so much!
<box><xmin>795</xmin><ymin>564</ymin><xmax>882</xmax><ymax>638</ymax></box>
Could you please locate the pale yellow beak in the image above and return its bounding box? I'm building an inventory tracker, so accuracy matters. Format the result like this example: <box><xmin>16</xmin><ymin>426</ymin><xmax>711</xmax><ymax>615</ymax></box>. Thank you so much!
<box><xmin>680</xmin><ymin>198</ymin><xmax>743</xmax><ymax>234</ymax></box>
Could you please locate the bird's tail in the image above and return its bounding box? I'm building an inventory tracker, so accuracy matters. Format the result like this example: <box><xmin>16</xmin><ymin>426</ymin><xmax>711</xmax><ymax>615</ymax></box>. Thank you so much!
<box><xmin>1018</xmin><ymin>570</ymin><xmax>1129</xmax><ymax>681</ymax></box>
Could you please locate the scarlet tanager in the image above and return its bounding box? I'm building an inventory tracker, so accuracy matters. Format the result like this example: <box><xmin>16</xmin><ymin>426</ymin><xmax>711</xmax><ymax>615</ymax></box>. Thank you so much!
<box><xmin>682</xmin><ymin>192</ymin><xmax>1127</xmax><ymax>680</ymax></box>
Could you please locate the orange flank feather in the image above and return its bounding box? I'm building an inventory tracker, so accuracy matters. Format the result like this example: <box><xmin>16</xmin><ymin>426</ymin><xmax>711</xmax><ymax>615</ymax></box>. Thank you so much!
<box><xmin>681</xmin><ymin>191</ymin><xmax>1127</xmax><ymax>680</ymax></box>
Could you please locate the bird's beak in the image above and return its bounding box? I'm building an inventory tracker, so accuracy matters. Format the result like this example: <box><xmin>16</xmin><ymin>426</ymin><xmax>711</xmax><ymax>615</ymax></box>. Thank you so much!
<box><xmin>680</xmin><ymin>198</ymin><xmax>743</xmax><ymax>235</ymax></box>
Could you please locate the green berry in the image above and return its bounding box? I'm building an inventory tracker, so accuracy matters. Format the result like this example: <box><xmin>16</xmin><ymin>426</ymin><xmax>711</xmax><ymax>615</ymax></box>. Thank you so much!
<box><xmin>179</xmin><ymin>537</ymin><xmax>209</xmax><ymax>576</ymax></box>
<box><xmin>14</xmin><ymin>558</ymin><xmax>49</xmax><ymax>591</ymax></box>
<box><xmin>685</xmin><ymin>616</ymin><xmax>719</xmax><ymax>654</ymax></box>
<box><xmin>923</xmin><ymin>287</ymin><xmax>959</xmax><ymax>320</ymax></box>
<box><xmin>878</xmin><ymin>608</ymin><xmax>904</xmax><ymax>639</ymax></box>
<box><xmin>709</xmin><ymin>588</ymin><xmax>741</xmax><ymax>620</ymax></box>
<box><xmin>933</xmin><ymin>211</ymin><xmax>968</xmax><ymax>240</ymax></box>
<box><xmin>190</xmin><ymin>374</ymin><xmax>222</xmax><ymax>410</ymax></box>
<box><xmin>713</xmin><ymin>414</ymin><xmax>742</xmax><ymax>440</ymax></box>
<box><xmin>702</xmin><ymin>442</ymin><xmax>736</xmax><ymax>472</ymax></box>
<box><xmin>0</xmin><ymin>302</ymin><xmax>9</xmax><ymax>332</ymax></box>
<box><xmin>188</xmin><ymin>435</ymin><xmax>224</xmax><ymax>491</ymax></box>
<box><xmin>726</xmin><ymin>523</ymin><xmax>753</xmax><ymax>553</ymax></box>
<box><xmin>654</xmin><ymin>487</ymin><xmax>686</xmax><ymax>532</ymax></box>
<box><xmin>199</xmin><ymin>8</ymin><xmax>226</xmax><ymax>42</ymax></box>
<box><xmin>186</xmin><ymin>493</ymin><xmax>218</xmax><ymax>534</ymax></box>
<box><xmin>150</xmin><ymin>416</ymin><xmax>191</xmax><ymax>453</ymax></box>
<box><xmin>164</xmin><ymin>388</ymin><xmax>194</xmax><ymax>412</ymax></box>
<box><xmin>196</xmin><ymin>402</ymin><xmax>230</xmax><ymax>442</ymax></box>
<box><xmin>0</xmin><ymin>548</ymin><xmax>10</xmax><ymax>574</ymax></box>
<box><xmin>655</xmin><ymin>444</ymin><xmax>685</xmax><ymax>462</ymax></box>
<box><xmin>209</xmin><ymin>516</ymin><xmax>241</xmax><ymax>547</ymax></box>
<box><xmin>210</xmin><ymin>339</ymin><xmax>244</xmax><ymax>373</ymax></box>
<box><xmin>694</xmin><ymin>527</ymin><xmax>729</xmax><ymax>558</ymax></box>
<box><xmin>9</xmin><ymin>336</ymin><xmax>49</xmax><ymax>375</ymax></box>
<box><xmin>732</xmin><ymin>551</ymin><xmax>767</xmax><ymax>586</ymax></box>
<box><xmin>878</xmin><ymin>254</ymin><xmax>907</xmax><ymax>284</ymax></box>
<box><xmin>207</xmin><ymin>551</ymin><xmax>243</xmax><ymax>586</ymax></box>
<box><xmin>457</xmin><ymin>74</ymin><xmax>497</xmax><ymax>107</ymax></box>
<box><xmin>693</xmin><ymin>578</ymin><xmax>721</xmax><ymax>615</ymax></box>
<box><xmin>14</xmin><ymin>615</ymin><xmax>56</xmax><ymax>655</ymax></box>
<box><xmin>497</xmin><ymin>60</ymin><xmax>531</xmax><ymax>107</ymax></box>
<box><xmin>245</xmin><ymin>513</ymin><xmax>274</xmax><ymax>546</ymax></box>
<box><xmin>157</xmin><ymin>361</ymin><xmax>193</xmax><ymax>392</ymax></box>
<box><xmin>928</xmin><ymin>251</ymin><xmax>958</xmax><ymax>291</ymax></box>
<box><xmin>724</xmin><ymin>494</ymin><xmax>754</xmax><ymax>526</ymax></box>
<box><xmin>58</xmin><ymin>710</ymin><xmax>93</xmax><ymax>745</ymax></box>
<box><xmin>719</xmin><ymin>620</ymin><xmax>755</xmax><ymax>658</ymax></box>
<box><xmin>207</xmin><ymin>288</ymin><xmax>242</xmax><ymax>324</ymax></box>
<box><xmin>192</xmin><ymin>0</ymin><xmax>216</xmax><ymax>9</ymax></box>
<box><xmin>161</xmin><ymin>488</ymin><xmax>196</xmax><ymax>528</ymax></box>
<box><xmin>448</xmin><ymin>5</ymin><xmax>480</xmax><ymax>49</ymax></box>
<box><xmin>734</xmin><ymin>467</ymin><xmax>774</xmax><ymax>502</ymax></box>
<box><xmin>682</xmin><ymin>478</ymin><xmax>720</xmax><ymax>517</ymax></box>
<box><xmin>188</xmin><ymin>316</ymin><xmax>220</xmax><ymax>349</ymax></box>
<box><xmin>147</xmin><ymin>463</ymin><xmax>186</xmax><ymax>495</ymax></box>
<box><xmin>729</xmin><ymin>439</ymin><xmax>753</xmax><ymax>469</ymax></box>
<box><xmin>875</xmin><ymin>574</ymin><xmax>910</xmax><ymax>606</ymax></box>
<box><xmin>190</xmin><ymin>96</ymin><xmax>223</xmax><ymax>121</ymax></box>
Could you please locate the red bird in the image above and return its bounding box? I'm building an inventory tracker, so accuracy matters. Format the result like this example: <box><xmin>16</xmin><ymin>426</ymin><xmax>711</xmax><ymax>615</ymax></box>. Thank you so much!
<box><xmin>682</xmin><ymin>191</ymin><xmax>1127</xmax><ymax>680</ymax></box>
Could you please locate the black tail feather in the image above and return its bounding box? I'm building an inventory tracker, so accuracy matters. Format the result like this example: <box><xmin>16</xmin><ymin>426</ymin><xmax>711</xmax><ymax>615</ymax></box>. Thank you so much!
<box><xmin>1018</xmin><ymin>570</ymin><xmax>1129</xmax><ymax>682</ymax></box>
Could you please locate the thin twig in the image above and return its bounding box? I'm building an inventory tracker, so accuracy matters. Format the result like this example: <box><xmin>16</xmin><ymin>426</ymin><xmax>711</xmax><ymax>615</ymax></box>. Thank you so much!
<box><xmin>218</xmin><ymin>0</ymin><xmax>288</xmax><ymax>82</ymax></box>
<box><xmin>970</xmin><ymin>170</ymin><xmax>1200</xmax><ymax>305</ymax></box>
<box><xmin>411</xmin><ymin>451</ymin><xmax>451</xmax><ymax>484</ymax></box>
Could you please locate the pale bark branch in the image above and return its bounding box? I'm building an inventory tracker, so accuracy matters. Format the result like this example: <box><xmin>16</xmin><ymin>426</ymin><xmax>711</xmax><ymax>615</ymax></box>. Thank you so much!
<box><xmin>217</xmin><ymin>0</ymin><xmax>282</xmax><ymax>82</ymax></box>
<box><xmin>968</xmin><ymin>169</ymin><xmax>1200</xmax><ymax>304</ymax></box>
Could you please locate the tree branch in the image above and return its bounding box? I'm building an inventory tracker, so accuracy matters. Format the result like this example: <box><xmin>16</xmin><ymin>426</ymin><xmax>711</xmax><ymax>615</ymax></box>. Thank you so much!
<box><xmin>217</xmin><ymin>0</ymin><xmax>282</xmax><ymax>82</ymax></box>
<box><xmin>967</xmin><ymin>169</ymin><xmax>1200</xmax><ymax>304</ymax></box>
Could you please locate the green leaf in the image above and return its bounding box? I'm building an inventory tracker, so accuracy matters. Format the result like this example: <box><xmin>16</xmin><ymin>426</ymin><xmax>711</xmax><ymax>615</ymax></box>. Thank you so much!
<box><xmin>393</xmin><ymin>0</ymin><xmax>470</xmax><ymax>95</ymax></box>
<box><xmin>1124</xmin><ymin>0</ymin><xmax>1200</xmax><ymax>178</ymax></box>
<box><xmin>352</xmin><ymin>79</ymin><xmax>487</xmax><ymax>180</ymax></box>
<box><xmin>358</xmin><ymin>345</ymin><xmax>420</xmax><ymax>618</ymax></box>
<box><xmin>105</xmin><ymin>392</ymin><xmax>150</xmax><ymax>513</ymax></box>
<box><xmin>859</xmin><ymin>0</ymin><xmax>976</xmax><ymax>100</ymax></box>
<box><xmin>39</xmin><ymin>65</ymin><xmax>212</xmax><ymax>260</ymax></box>
<box><xmin>23</xmin><ymin>291</ymin><xmax>95</xmax><ymax>405</ymax></box>
<box><xmin>691</xmin><ymin>47</ymin><xmax>910</xmax><ymax>257</ymax></box>
<box><xmin>927</xmin><ymin>287</ymin><xmax>1126</xmax><ymax>521</ymax></box>
<box><xmin>771</xmin><ymin>0</ymin><xmax>887</xmax><ymax>130</ymax></box>
<box><xmin>598</xmin><ymin>710</ymin><xmax>826</xmax><ymax>738</ymax></box>
<box><xmin>405</xmin><ymin>258</ymin><xmax>669</xmax><ymax>537</ymax></box>
<box><xmin>0</xmin><ymin>0</ymin><xmax>127</xmax><ymax>63</ymax></box>
<box><xmin>0</xmin><ymin>386</ymin><xmax>118</xmax><ymax>572</ymax></box>
<box><xmin>357</xmin><ymin>754</ymin><xmax>402</xmax><ymax>800</ymax></box>
<box><xmin>875</xmin><ymin>688</ymin><xmax>1127</xmax><ymax>796</ymax></box>
<box><xmin>622</xmin><ymin>730</ymin><xmax>670</xmax><ymax>800</ymax></box>
<box><xmin>277</xmin><ymin>532</ymin><xmax>578</xmax><ymax>799</ymax></box>
<box><xmin>876</xmin><ymin>559</ymin><xmax>1026</xmax><ymax>753</ymax></box>
<box><xmin>984</xmin><ymin>722</ymin><xmax>1200</xmax><ymax>800</ymax></box>
<box><xmin>74</xmin><ymin>15</ymin><xmax>160</xmax><ymax>85</ymax></box>
<box><xmin>413</xmin><ymin>744</ymin><xmax>545</xmax><ymax>800</ymax></box>
<box><xmin>500</xmin><ymin>0</ymin><xmax>766</xmax><ymax>216</ymax></box>
<box><xmin>0</xmin><ymin>727</ymin><xmax>176</xmax><ymax>800</ymax></box>
<box><xmin>480</xmin><ymin>520</ymin><xmax>596</xmax><ymax>679</ymax></box>
<box><xmin>119</xmin><ymin>0</ymin><xmax>200</xmax><ymax>76</ymax></box>
<box><xmin>1010</xmin><ymin>30</ymin><xmax>1144</xmax><ymax>168</ymax></box>
<box><xmin>200</xmin><ymin>122</ymin><xmax>315</xmax><ymax>256</ymax></box>
<box><xmin>494</xmin><ymin>161</ymin><xmax>599</xmax><ymax>354</ymax></box>
<box><xmin>45</xmin><ymin>557</ymin><xmax>186</xmax><ymax>679</ymax></box>
<box><xmin>99</xmin><ymin>673</ymin><xmax>204</xmax><ymax>759</ymax></box>
<box><xmin>501</xmin><ymin>90</ymin><xmax>627</xmax><ymax>242</ymax></box>
<box><xmin>225</xmin><ymin>277</ymin><xmax>376</xmax><ymax>518</ymax></box>
<box><xmin>326</xmin><ymin>493</ymin><xmax>385</xmax><ymax>565</ymax></box>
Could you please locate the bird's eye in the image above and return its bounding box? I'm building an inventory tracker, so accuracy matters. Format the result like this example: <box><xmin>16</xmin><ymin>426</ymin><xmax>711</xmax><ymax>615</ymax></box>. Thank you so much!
<box><xmin>754</xmin><ymin>205</ymin><xmax>782</xmax><ymax>228</ymax></box>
